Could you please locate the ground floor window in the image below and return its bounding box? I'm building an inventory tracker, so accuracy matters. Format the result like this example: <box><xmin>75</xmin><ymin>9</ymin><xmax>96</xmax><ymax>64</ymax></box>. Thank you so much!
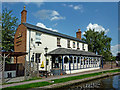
<box><xmin>35</xmin><ymin>53</ymin><xmax>41</xmax><ymax>63</ymax></box>
<box><xmin>77</xmin><ymin>57</ymin><xmax>80</xmax><ymax>63</ymax></box>
<box><xmin>64</xmin><ymin>57</ymin><xmax>68</xmax><ymax>63</ymax></box>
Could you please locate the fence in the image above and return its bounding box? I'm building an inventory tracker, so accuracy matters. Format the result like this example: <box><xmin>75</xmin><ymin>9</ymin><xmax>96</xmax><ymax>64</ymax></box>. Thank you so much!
<box><xmin>102</xmin><ymin>60</ymin><xmax>119</xmax><ymax>69</ymax></box>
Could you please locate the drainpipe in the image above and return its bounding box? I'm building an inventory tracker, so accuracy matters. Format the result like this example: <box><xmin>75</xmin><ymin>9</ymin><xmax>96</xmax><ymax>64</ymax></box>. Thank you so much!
<box><xmin>29</xmin><ymin>29</ymin><xmax>31</xmax><ymax>76</ymax></box>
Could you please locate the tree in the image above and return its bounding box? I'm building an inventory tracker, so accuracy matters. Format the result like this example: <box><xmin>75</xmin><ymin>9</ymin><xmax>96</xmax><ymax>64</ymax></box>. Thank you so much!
<box><xmin>2</xmin><ymin>8</ymin><xmax>18</xmax><ymax>51</ymax></box>
<box><xmin>82</xmin><ymin>29</ymin><xmax>112</xmax><ymax>60</ymax></box>
<box><xmin>0</xmin><ymin>12</ymin><xmax>2</xmax><ymax>51</ymax></box>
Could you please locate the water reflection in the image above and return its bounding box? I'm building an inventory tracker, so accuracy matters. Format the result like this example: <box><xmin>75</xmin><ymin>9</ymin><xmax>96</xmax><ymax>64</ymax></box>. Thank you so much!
<box><xmin>65</xmin><ymin>75</ymin><xmax>120</xmax><ymax>90</ymax></box>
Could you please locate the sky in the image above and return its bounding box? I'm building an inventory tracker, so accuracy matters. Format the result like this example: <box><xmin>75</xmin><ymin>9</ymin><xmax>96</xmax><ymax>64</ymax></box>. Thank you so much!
<box><xmin>2</xmin><ymin>2</ymin><xmax>119</xmax><ymax>56</ymax></box>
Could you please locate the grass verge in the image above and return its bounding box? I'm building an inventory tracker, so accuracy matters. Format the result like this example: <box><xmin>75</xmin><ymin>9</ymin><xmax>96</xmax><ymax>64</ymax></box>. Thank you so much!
<box><xmin>3</xmin><ymin>69</ymin><xmax>120</xmax><ymax>89</ymax></box>
<box><xmin>2</xmin><ymin>81</ymin><xmax>52</xmax><ymax>90</ymax></box>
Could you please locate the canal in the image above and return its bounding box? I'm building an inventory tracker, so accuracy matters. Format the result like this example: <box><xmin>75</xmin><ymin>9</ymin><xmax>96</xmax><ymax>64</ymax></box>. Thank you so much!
<box><xmin>65</xmin><ymin>74</ymin><xmax>120</xmax><ymax>89</ymax></box>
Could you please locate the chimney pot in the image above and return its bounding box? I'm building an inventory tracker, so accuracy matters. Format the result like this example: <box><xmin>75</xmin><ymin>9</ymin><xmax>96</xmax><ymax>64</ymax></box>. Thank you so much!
<box><xmin>78</xmin><ymin>29</ymin><xmax>81</xmax><ymax>31</ymax></box>
<box><xmin>24</xmin><ymin>6</ymin><xmax>26</xmax><ymax>10</ymax></box>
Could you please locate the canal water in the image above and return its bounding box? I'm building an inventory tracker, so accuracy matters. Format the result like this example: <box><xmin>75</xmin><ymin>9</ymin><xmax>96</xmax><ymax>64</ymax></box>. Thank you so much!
<box><xmin>65</xmin><ymin>74</ymin><xmax>120</xmax><ymax>89</ymax></box>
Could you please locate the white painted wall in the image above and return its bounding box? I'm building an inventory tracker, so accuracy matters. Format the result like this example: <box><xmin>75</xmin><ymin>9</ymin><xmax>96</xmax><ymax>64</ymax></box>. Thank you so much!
<box><xmin>4</xmin><ymin>71</ymin><xmax>16</xmax><ymax>78</ymax></box>
<box><xmin>26</xmin><ymin>29</ymin><xmax>89</xmax><ymax>71</ymax></box>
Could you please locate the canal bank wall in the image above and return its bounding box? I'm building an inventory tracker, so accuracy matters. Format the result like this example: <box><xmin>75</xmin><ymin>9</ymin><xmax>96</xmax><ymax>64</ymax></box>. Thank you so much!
<box><xmin>38</xmin><ymin>71</ymin><xmax>120</xmax><ymax>89</ymax></box>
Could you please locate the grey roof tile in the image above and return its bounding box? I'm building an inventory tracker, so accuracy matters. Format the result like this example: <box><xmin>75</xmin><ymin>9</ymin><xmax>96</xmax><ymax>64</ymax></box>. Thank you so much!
<box><xmin>23</xmin><ymin>23</ymin><xmax>87</xmax><ymax>43</ymax></box>
<box><xmin>48</xmin><ymin>48</ymin><xmax>101</xmax><ymax>57</ymax></box>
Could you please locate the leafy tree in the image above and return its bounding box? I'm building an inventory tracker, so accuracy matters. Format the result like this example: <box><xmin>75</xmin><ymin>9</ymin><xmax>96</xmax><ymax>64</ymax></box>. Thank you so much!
<box><xmin>112</xmin><ymin>56</ymin><xmax>116</xmax><ymax>61</ymax></box>
<box><xmin>2</xmin><ymin>8</ymin><xmax>18</xmax><ymax>51</ymax></box>
<box><xmin>0</xmin><ymin>12</ymin><xmax>2</xmax><ymax>50</ymax></box>
<box><xmin>82</xmin><ymin>29</ymin><xmax>112</xmax><ymax>60</ymax></box>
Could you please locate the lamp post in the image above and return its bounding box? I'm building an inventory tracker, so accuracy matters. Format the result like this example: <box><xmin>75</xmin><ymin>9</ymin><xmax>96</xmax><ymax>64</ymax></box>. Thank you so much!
<box><xmin>44</xmin><ymin>47</ymin><xmax>48</xmax><ymax>78</ymax></box>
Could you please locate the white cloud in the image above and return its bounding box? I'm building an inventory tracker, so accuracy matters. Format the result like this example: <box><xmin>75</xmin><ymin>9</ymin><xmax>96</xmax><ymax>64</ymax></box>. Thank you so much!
<box><xmin>83</xmin><ymin>23</ymin><xmax>109</xmax><ymax>35</ymax></box>
<box><xmin>36</xmin><ymin>22</ymin><xmax>58</xmax><ymax>32</ymax></box>
<box><xmin>51</xmin><ymin>11</ymin><xmax>59</xmax><ymax>16</ymax></box>
<box><xmin>63</xmin><ymin>4</ymin><xmax>83</xmax><ymax>12</ymax></box>
<box><xmin>24</xmin><ymin>2</ymin><xmax>43</xmax><ymax>7</ymax></box>
<box><xmin>50</xmin><ymin>16</ymin><xmax>65</xmax><ymax>21</ymax></box>
<box><xmin>33</xmin><ymin>10</ymin><xmax>65</xmax><ymax>21</ymax></box>
<box><xmin>111</xmin><ymin>44</ymin><xmax>120</xmax><ymax>56</ymax></box>
<box><xmin>74</xmin><ymin>5</ymin><xmax>82</xmax><ymax>10</ymax></box>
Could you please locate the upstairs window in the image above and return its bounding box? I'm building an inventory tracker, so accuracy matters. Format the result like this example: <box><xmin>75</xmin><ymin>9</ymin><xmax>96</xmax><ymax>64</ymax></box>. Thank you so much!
<box><xmin>57</xmin><ymin>38</ymin><xmax>61</xmax><ymax>47</ymax></box>
<box><xmin>35</xmin><ymin>32</ymin><xmax>41</xmax><ymax>42</ymax></box>
<box><xmin>67</xmin><ymin>40</ymin><xmax>70</xmax><ymax>48</ymax></box>
<box><xmin>77</xmin><ymin>42</ymin><xmax>79</xmax><ymax>49</ymax></box>
<box><xmin>73</xmin><ymin>42</ymin><xmax>75</xmax><ymax>48</ymax></box>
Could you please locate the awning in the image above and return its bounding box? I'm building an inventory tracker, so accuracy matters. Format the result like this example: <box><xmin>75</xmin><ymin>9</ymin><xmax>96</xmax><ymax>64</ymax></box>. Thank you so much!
<box><xmin>48</xmin><ymin>48</ymin><xmax>102</xmax><ymax>57</ymax></box>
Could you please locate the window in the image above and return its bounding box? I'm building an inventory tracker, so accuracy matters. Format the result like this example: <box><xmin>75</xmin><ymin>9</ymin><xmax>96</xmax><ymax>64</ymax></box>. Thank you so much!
<box><xmin>67</xmin><ymin>40</ymin><xmax>70</xmax><ymax>48</ymax></box>
<box><xmin>77</xmin><ymin>57</ymin><xmax>80</xmax><ymax>63</ymax></box>
<box><xmin>57</xmin><ymin>38</ymin><xmax>61</xmax><ymax>47</ymax></box>
<box><xmin>35</xmin><ymin>53</ymin><xmax>41</xmax><ymax>63</ymax></box>
<box><xmin>73</xmin><ymin>42</ymin><xmax>75</xmax><ymax>48</ymax></box>
<box><xmin>70</xmin><ymin>57</ymin><xmax>73</xmax><ymax>63</ymax></box>
<box><xmin>81</xmin><ymin>60</ymin><xmax>82</xmax><ymax>65</ymax></box>
<box><xmin>74</xmin><ymin>57</ymin><xmax>76</xmax><ymax>63</ymax></box>
<box><xmin>74</xmin><ymin>60</ymin><xmax>76</xmax><ymax>63</ymax></box>
<box><xmin>84</xmin><ymin>60</ymin><xmax>85</xmax><ymax>65</ymax></box>
<box><xmin>64</xmin><ymin>57</ymin><xmax>68</xmax><ymax>63</ymax></box>
<box><xmin>82</xmin><ymin>43</ymin><xmax>85</xmax><ymax>50</ymax></box>
<box><xmin>35</xmin><ymin>32</ymin><xmax>41</xmax><ymax>42</ymax></box>
<box><xmin>77</xmin><ymin>42</ymin><xmax>79</xmax><ymax>49</ymax></box>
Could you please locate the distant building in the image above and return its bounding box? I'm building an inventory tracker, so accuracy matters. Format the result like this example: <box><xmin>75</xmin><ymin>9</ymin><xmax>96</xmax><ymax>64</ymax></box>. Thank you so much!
<box><xmin>14</xmin><ymin>7</ymin><xmax>102</xmax><ymax>74</ymax></box>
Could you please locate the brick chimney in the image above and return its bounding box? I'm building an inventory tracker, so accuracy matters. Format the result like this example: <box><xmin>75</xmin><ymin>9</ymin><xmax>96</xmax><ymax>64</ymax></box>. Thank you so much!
<box><xmin>21</xmin><ymin>6</ymin><xmax>27</xmax><ymax>23</ymax></box>
<box><xmin>76</xmin><ymin>29</ymin><xmax>81</xmax><ymax>39</ymax></box>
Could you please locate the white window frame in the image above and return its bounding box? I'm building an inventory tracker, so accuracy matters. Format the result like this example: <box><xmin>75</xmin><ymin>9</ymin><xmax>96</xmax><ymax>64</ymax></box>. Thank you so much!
<box><xmin>35</xmin><ymin>32</ymin><xmax>41</xmax><ymax>42</ymax></box>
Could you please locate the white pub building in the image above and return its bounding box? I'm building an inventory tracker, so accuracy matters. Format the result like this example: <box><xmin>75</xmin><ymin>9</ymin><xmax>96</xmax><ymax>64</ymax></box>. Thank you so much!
<box><xmin>14</xmin><ymin>7</ymin><xmax>102</xmax><ymax>75</ymax></box>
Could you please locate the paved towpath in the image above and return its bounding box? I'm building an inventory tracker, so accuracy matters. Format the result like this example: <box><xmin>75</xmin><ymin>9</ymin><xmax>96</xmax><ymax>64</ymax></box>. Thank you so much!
<box><xmin>2</xmin><ymin>67</ymin><xmax>120</xmax><ymax>88</ymax></box>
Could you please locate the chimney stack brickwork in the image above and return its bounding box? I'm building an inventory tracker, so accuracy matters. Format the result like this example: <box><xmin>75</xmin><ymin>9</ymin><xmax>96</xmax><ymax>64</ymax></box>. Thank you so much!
<box><xmin>14</xmin><ymin>6</ymin><xmax>27</xmax><ymax>64</ymax></box>
<box><xmin>21</xmin><ymin>6</ymin><xmax>27</xmax><ymax>23</ymax></box>
<box><xmin>76</xmin><ymin>29</ymin><xmax>82</xmax><ymax>40</ymax></box>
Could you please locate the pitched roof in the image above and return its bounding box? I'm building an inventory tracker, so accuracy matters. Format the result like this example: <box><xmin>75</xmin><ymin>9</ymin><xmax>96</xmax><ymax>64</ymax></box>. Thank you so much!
<box><xmin>48</xmin><ymin>48</ymin><xmax>101</xmax><ymax>57</ymax></box>
<box><xmin>23</xmin><ymin>23</ymin><xmax>87</xmax><ymax>43</ymax></box>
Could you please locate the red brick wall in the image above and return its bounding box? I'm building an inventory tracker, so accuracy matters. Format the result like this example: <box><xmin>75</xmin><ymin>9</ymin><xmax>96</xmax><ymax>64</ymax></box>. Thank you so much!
<box><xmin>21</xmin><ymin>10</ymin><xmax>27</xmax><ymax>23</ymax></box>
<box><xmin>14</xmin><ymin>24</ymin><xmax>27</xmax><ymax>64</ymax></box>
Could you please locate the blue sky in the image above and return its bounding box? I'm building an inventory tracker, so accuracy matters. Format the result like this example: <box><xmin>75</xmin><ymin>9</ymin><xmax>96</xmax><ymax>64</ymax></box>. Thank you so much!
<box><xmin>2</xmin><ymin>2</ymin><xmax>119</xmax><ymax>56</ymax></box>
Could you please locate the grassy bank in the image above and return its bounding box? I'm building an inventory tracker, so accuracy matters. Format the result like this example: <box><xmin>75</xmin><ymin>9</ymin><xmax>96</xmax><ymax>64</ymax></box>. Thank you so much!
<box><xmin>53</xmin><ymin>69</ymin><xmax>120</xmax><ymax>83</ymax></box>
<box><xmin>3</xmin><ymin>69</ymin><xmax>120</xmax><ymax>89</ymax></box>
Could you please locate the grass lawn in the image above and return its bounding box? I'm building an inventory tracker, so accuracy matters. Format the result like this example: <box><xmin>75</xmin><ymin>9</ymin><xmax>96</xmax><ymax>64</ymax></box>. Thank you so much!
<box><xmin>2</xmin><ymin>81</ymin><xmax>52</xmax><ymax>90</ymax></box>
<box><xmin>53</xmin><ymin>69</ymin><xmax>120</xmax><ymax>83</ymax></box>
<box><xmin>3</xmin><ymin>69</ymin><xmax>120</xmax><ymax>89</ymax></box>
